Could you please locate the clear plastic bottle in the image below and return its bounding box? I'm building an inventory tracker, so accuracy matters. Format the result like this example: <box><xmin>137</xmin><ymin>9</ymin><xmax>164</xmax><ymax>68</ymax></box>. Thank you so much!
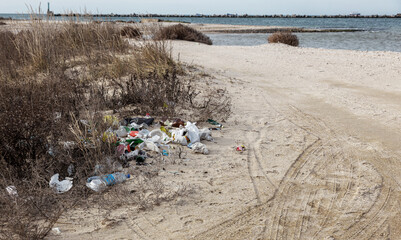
<box><xmin>86</xmin><ymin>172</ymin><xmax>130</xmax><ymax>192</ymax></box>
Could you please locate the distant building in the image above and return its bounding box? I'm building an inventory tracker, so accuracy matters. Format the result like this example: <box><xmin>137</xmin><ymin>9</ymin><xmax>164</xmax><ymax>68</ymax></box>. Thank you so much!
<box><xmin>47</xmin><ymin>2</ymin><xmax>54</xmax><ymax>16</ymax></box>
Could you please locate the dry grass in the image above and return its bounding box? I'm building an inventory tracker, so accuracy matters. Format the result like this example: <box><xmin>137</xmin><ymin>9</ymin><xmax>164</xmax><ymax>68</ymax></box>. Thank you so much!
<box><xmin>153</xmin><ymin>24</ymin><xmax>213</xmax><ymax>45</ymax></box>
<box><xmin>0</xmin><ymin>17</ymin><xmax>230</xmax><ymax>239</ymax></box>
<box><xmin>120</xmin><ymin>26</ymin><xmax>141</xmax><ymax>38</ymax></box>
<box><xmin>268</xmin><ymin>31</ymin><xmax>299</xmax><ymax>47</ymax></box>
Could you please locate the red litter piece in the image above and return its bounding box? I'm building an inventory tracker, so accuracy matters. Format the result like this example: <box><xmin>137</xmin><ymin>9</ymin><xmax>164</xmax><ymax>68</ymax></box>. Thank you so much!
<box><xmin>129</xmin><ymin>131</ymin><xmax>139</xmax><ymax>137</ymax></box>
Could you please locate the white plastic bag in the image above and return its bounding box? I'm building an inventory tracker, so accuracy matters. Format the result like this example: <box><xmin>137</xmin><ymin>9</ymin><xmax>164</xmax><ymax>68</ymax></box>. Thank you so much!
<box><xmin>171</xmin><ymin>128</ymin><xmax>188</xmax><ymax>145</ymax></box>
<box><xmin>185</xmin><ymin>122</ymin><xmax>200</xmax><ymax>143</ymax></box>
<box><xmin>49</xmin><ymin>174</ymin><xmax>73</xmax><ymax>193</ymax></box>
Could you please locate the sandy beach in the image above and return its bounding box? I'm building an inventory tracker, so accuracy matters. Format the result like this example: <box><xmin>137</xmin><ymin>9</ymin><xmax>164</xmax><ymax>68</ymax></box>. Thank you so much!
<box><xmin>41</xmin><ymin>35</ymin><xmax>401</xmax><ymax>239</ymax></box>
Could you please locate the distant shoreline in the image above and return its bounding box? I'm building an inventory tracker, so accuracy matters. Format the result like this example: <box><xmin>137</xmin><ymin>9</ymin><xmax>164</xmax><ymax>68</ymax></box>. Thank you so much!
<box><xmin>2</xmin><ymin>13</ymin><xmax>401</xmax><ymax>19</ymax></box>
<box><xmin>53</xmin><ymin>13</ymin><xmax>401</xmax><ymax>19</ymax></box>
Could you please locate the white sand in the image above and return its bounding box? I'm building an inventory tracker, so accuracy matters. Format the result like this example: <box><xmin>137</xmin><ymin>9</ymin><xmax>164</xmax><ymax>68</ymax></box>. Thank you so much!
<box><xmin>48</xmin><ymin>41</ymin><xmax>401</xmax><ymax>239</ymax></box>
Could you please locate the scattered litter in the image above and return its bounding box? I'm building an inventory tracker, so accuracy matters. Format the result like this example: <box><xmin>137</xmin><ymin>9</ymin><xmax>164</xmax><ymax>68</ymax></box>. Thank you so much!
<box><xmin>123</xmin><ymin>117</ymin><xmax>154</xmax><ymax>126</ymax></box>
<box><xmin>172</xmin><ymin>119</ymin><xmax>185</xmax><ymax>128</ymax></box>
<box><xmin>129</xmin><ymin>131</ymin><xmax>139</xmax><ymax>137</ymax></box>
<box><xmin>49</xmin><ymin>174</ymin><xmax>73</xmax><ymax>193</ymax></box>
<box><xmin>190</xmin><ymin>142</ymin><xmax>209</xmax><ymax>155</ymax></box>
<box><xmin>199</xmin><ymin>128</ymin><xmax>213</xmax><ymax>141</ymax></box>
<box><xmin>162</xmin><ymin>149</ymin><xmax>169</xmax><ymax>156</ymax></box>
<box><xmin>51</xmin><ymin>227</ymin><xmax>61</xmax><ymax>235</ymax></box>
<box><xmin>185</xmin><ymin>122</ymin><xmax>200</xmax><ymax>143</ymax></box>
<box><xmin>6</xmin><ymin>185</ymin><xmax>18</xmax><ymax>198</ymax></box>
<box><xmin>62</xmin><ymin>141</ymin><xmax>76</xmax><ymax>150</ymax></box>
<box><xmin>171</xmin><ymin>128</ymin><xmax>189</xmax><ymax>146</ymax></box>
<box><xmin>67</xmin><ymin>164</ymin><xmax>75</xmax><ymax>177</ymax></box>
<box><xmin>236</xmin><ymin>145</ymin><xmax>246</xmax><ymax>152</ymax></box>
<box><xmin>207</xmin><ymin>119</ymin><xmax>222</xmax><ymax>127</ymax></box>
<box><xmin>86</xmin><ymin>172</ymin><xmax>130</xmax><ymax>192</ymax></box>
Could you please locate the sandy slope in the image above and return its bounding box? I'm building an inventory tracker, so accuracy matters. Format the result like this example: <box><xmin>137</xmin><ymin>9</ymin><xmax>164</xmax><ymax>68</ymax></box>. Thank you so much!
<box><xmin>49</xmin><ymin>42</ymin><xmax>401</xmax><ymax>239</ymax></box>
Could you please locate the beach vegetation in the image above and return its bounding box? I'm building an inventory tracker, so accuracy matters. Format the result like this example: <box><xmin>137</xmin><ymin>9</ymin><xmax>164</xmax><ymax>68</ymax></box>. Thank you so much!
<box><xmin>0</xmin><ymin>18</ymin><xmax>229</xmax><ymax>239</ymax></box>
<box><xmin>120</xmin><ymin>26</ymin><xmax>142</xmax><ymax>38</ymax></box>
<box><xmin>153</xmin><ymin>24</ymin><xmax>213</xmax><ymax>45</ymax></box>
<box><xmin>268</xmin><ymin>31</ymin><xmax>299</xmax><ymax>47</ymax></box>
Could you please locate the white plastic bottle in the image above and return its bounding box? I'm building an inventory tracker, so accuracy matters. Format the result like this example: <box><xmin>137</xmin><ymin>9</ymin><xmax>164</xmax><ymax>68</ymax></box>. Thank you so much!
<box><xmin>86</xmin><ymin>172</ymin><xmax>130</xmax><ymax>192</ymax></box>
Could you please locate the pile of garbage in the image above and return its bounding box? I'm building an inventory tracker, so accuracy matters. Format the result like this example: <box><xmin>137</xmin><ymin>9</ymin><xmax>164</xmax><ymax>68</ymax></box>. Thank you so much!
<box><xmin>43</xmin><ymin>115</ymin><xmax>222</xmax><ymax>193</ymax></box>
<box><xmin>106</xmin><ymin>115</ymin><xmax>215</xmax><ymax>165</ymax></box>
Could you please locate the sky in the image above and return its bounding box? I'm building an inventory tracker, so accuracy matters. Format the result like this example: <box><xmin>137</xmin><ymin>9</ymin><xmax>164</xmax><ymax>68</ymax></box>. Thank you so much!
<box><xmin>1</xmin><ymin>0</ymin><xmax>401</xmax><ymax>15</ymax></box>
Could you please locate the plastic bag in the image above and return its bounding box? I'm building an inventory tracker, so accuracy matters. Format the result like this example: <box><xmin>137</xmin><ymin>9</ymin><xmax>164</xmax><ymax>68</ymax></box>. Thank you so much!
<box><xmin>49</xmin><ymin>174</ymin><xmax>73</xmax><ymax>193</ymax></box>
<box><xmin>171</xmin><ymin>128</ymin><xmax>188</xmax><ymax>145</ymax></box>
<box><xmin>190</xmin><ymin>142</ymin><xmax>209</xmax><ymax>155</ymax></box>
<box><xmin>199</xmin><ymin>128</ymin><xmax>213</xmax><ymax>141</ymax></box>
<box><xmin>185</xmin><ymin>122</ymin><xmax>200</xmax><ymax>143</ymax></box>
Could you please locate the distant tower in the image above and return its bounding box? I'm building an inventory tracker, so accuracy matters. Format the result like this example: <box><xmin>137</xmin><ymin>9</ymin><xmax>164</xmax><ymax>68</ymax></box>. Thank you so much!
<box><xmin>47</xmin><ymin>2</ymin><xmax>54</xmax><ymax>16</ymax></box>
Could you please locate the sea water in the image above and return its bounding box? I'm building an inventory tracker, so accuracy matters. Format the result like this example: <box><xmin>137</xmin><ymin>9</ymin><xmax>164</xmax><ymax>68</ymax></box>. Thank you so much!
<box><xmin>1</xmin><ymin>14</ymin><xmax>401</xmax><ymax>52</ymax></box>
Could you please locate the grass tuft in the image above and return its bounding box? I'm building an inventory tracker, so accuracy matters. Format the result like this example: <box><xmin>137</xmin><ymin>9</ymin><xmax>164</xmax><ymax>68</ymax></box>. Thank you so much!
<box><xmin>120</xmin><ymin>26</ymin><xmax>142</xmax><ymax>38</ymax></box>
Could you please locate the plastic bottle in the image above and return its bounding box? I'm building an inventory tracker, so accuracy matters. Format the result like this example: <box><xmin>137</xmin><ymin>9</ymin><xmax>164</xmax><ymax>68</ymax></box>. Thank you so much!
<box><xmin>86</xmin><ymin>172</ymin><xmax>130</xmax><ymax>192</ymax></box>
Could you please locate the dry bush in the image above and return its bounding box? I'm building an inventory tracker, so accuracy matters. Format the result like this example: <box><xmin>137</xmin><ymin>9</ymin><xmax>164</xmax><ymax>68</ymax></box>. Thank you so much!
<box><xmin>153</xmin><ymin>24</ymin><xmax>212</xmax><ymax>45</ymax></box>
<box><xmin>120</xmin><ymin>26</ymin><xmax>141</xmax><ymax>38</ymax></box>
<box><xmin>268</xmin><ymin>31</ymin><xmax>299</xmax><ymax>47</ymax></box>
<box><xmin>0</xmin><ymin>22</ymin><xmax>6</xmax><ymax>25</ymax></box>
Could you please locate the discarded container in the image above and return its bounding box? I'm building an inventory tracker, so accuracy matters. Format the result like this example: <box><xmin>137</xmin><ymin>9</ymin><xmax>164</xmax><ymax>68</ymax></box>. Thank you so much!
<box><xmin>128</xmin><ymin>138</ymin><xmax>144</xmax><ymax>148</ymax></box>
<box><xmin>49</xmin><ymin>174</ymin><xmax>73</xmax><ymax>193</ymax></box>
<box><xmin>116</xmin><ymin>126</ymin><xmax>129</xmax><ymax>138</ymax></box>
<box><xmin>207</xmin><ymin>119</ymin><xmax>222</xmax><ymax>127</ymax></box>
<box><xmin>136</xmin><ymin>129</ymin><xmax>150</xmax><ymax>138</ymax></box>
<box><xmin>162</xmin><ymin>149</ymin><xmax>169</xmax><ymax>156</ymax></box>
<box><xmin>86</xmin><ymin>172</ymin><xmax>130</xmax><ymax>192</ymax></box>
<box><xmin>236</xmin><ymin>145</ymin><xmax>246</xmax><ymax>152</ymax></box>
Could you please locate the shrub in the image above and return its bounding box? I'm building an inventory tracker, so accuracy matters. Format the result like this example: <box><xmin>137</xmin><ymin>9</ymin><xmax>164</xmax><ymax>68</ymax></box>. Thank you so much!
<box><xmin>0</xmin><ymin>21</ymin><xmax>6</xmax><ymax>25</ymax></box>
<box><xmin>154</xmin><ymin>24</ymin><xmax>212</xmax><ymax>45</ymax></box>
<box><xmin>268</xmin><ymin>31</ymin><xmax>299</xmax><ymax>47</ymax></box>
<box><xmin>120</xmin><ymin>26</ymin><xmax>141</xmax><ymax>38</ymax></box>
